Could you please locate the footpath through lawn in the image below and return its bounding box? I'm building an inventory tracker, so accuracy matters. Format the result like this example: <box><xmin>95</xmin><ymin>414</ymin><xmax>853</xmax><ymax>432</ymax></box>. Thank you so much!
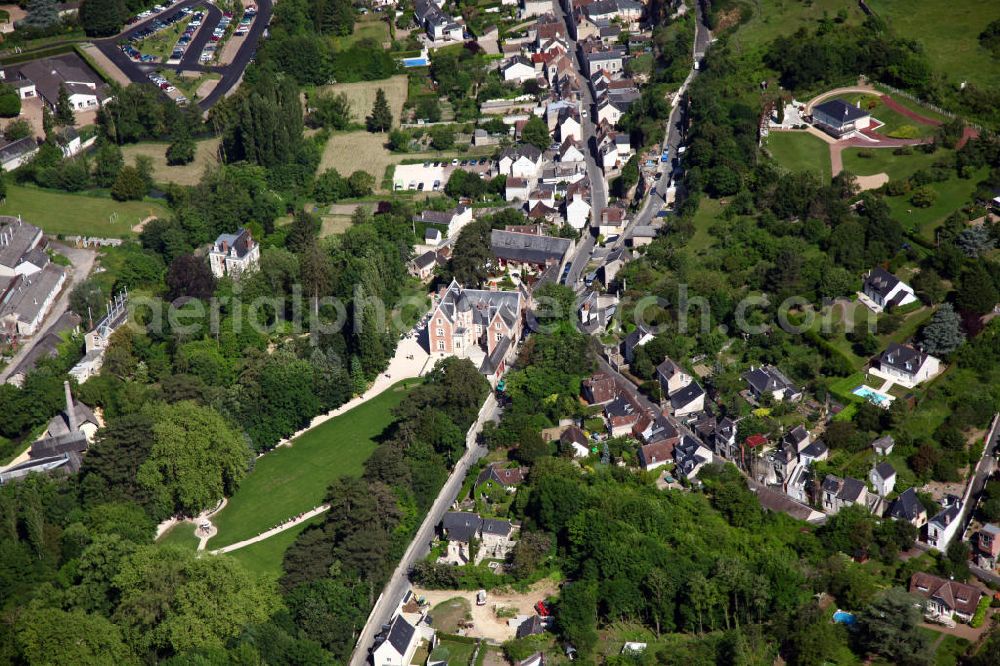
<box><xmin>209</xmin><ymin>379</ymin><xmax>417</xmax><ymax>548</ymax></box>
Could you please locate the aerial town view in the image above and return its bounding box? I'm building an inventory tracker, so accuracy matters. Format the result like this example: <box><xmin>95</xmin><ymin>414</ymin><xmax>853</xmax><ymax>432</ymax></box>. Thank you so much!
<box><xmin>2</xmin><ymin>0</ymin><xmax>1000</xmax><ymax>663</ymax></box>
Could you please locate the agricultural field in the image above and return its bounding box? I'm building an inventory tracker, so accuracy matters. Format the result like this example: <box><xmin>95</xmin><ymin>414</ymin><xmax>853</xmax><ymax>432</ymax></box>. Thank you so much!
<box><xmin>766</xmin><ymin>130</ymin><xmax>832</xmax><ymax>180</ymax></box>
<box><xmin>867</xmin><ymin>0</ymin><xmax>1000</xmax><ymax>89</ymax></box>
<box><xmin>317</xmin><ymin>74</ymin><xmax>409</xmax><ymax>127</ymax></box>
<box><xmin>208</xmin><ymin>380</ymin><xmax>416</xmax><ymax>548</ymax></box>
<box><xmin>0</xmin><ymin>185</ymin><xmax>168</xmax><ymax>237</ymax></box>
<box><xmin>122</xmin><ymin>138</ymin><xmax>221</xmax><ymax>187</ymax></box>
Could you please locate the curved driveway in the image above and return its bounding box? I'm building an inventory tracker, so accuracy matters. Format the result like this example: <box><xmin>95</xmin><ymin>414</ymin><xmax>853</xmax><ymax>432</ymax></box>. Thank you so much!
<box><xmin>92</xmin><ymin>0</ymin><xmax>272</xmax><ymax>110</ymax></box>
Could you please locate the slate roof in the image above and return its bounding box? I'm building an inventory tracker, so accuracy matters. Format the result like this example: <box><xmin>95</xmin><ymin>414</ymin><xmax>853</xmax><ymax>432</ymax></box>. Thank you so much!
<box><xmin>863</xmin><ymin>267</ymin><xmax>902</xmax><ymax>300</ymax></box>
<box><xmin>872</xmin><ymin>434</ymin><xmax>895</xmax><ymax>452</ymax></box>
<box><xmin>887</xmin><ymin>487</ymin><xmax>925</xmax><ymax>522</ymax></box>
<box><xmin>442</xmin><ymin>511</ymin><xmax>482</xmax><ymax>542</ymax></box>
<box><xmin>516</xmin><ymin>615</ymin><xmax>545</xmax><ymax>639</ymax></box>
<box><xmin>879</xmin><ymin>343</ymin><xmax>928</xmax><ymax>375</ymax></box>
<box><xmin>29</xmin><ymin>430</ymin><xmax>86</xmax><ymax>459</ymax></box>
<box><xmin>0</xmin><ymin>137</ymin><xmax>38</xmax><ymax>166</ymax></box>
<box><xmin>212</xmin><ymin>228</ymin><xmax>256</xmax><ymax>259</ymax></box>
<box><xmin>47</xmin><ymin>398</ymin><xmax>98</xmax><ymax>438</ymax></box>
<box><xmin>873</xmin><ymin>461</ymin><xmax>896</xmax><ymax>480</ymax></box>
<box><xmin>813</xmin><ymin>99</ymin><xmax>869</xmax><ymax>124</ymax></box>
<box><xmin>382</xmin><ymin>614</ymin><xmax>416</xmax><ymax>656</ymax></box>
<box><xmin>482</xmin><ymin>517</ymin><xmax>513</xmax><ymax>537</ymax></box>
<box><xmin>491</xmin><ymin>229</ymin><xmax>571</xmax><ymax>265</ymax></box>
<box><xmin>930</xmin><ymin>501</ymin><xmax>962</xmax><ymax>529</ymax></box>
<box><xmin>477</xmin><ymin>462</ymin><xmax>527</xmax><ymax>487</ymax></box>
<box><xmin>800</xmin><ymin>440</ymin><xmax>828</xmax><ymax>459</ymax></box>
<box><xmin>0</xmin><ymin>264</ymin><xmax>66</xmax><ymax>327</ymax></box>
<box><xmin>435</xmin><ymin>281</ymin><xmax>522</xmax><ymax>330</ymax></box>
<box><xmin>783</xmin><ymin>425</ymin><xmax>809</xmax><ymax>449</ymax></box>
<box><xmin>742</xmin><ymin>365</ymin><xmax>796</xmax><ymax>396</ymax></box>
<box><xmin>670</xmin><ymin>382</ymin><xmax>704</xmax><ymax>411</ymax></box>
<box><xmin>560</xmin><ymin>425</ymin><xmax>589</xmax><ymax>447</ymax></box>
<box><xmin>0</xmin><ymin>217</ymin><xmax>42</xmax><ymax>270</ymax></box>
<box><xmin>500</xmin><ymin>144</ymin><xmax>543</xmax><ymax>162</ymax></box>
<box><xmin>839</xmin><ymin>477</ymin><xmax>866</xmax><ymax>502</ymax></box>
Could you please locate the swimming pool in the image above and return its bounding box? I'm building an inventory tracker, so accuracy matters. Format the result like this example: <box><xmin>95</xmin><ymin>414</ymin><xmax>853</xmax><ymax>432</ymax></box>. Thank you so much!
<box><xmin>403</xmin><ymin>57</ymin><xmax>429</xmax><ymax>67</ymax></box>
<box><xmin>832</xmin><ymin>610</ymin><xmax>857</xmax><ymax>625</ymax></box>
<box><xmin>853</xmin><ymin>384</ymin><xmax>892</xmax><ymax>408</ymax></box>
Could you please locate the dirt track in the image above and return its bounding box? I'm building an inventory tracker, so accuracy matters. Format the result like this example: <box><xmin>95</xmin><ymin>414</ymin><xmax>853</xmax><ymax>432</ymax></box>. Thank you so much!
<box><xmin>413</xmin><ymin>579</ymin><xmax>560</xmax><ymax>641</ymax></box>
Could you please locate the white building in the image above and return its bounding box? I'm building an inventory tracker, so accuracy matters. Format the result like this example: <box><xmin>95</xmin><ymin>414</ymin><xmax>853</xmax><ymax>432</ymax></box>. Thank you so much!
<box><xmin>926</xmin><ymin>497</ymin><xmax>964</xmax><ymax>552</ymax></box>
<box><xmin>564</xmin><ymin>191</ymin><xmax>591</xmax><ymax>230</ymax></box>
<box><xmin>502</xmin><ymin>56</ymin><xmax>537</xmax><ymax>83</ymax></box>
<box><xmin>869</xmin><ymin>461</ymin><xmax>896</xmax><ymax>496</ymax></box>
<box><xmin>872</xmin><ymin>343</ymin><xmax>941</xmax><ymax>388</ymax></box>
<box><xmin>373</xmin><ymin>615</ymin><xmax>419</xmax><ymax>666</ymax></box>
<box><xmin>861</xmin><ymin>267</ymin><xmax>917</xmax><ymax>312</ymax></box>
<box><xmin>208</xmin><ymin>228</ymin><xmax>260</xmax><ymax>279</ymax></box>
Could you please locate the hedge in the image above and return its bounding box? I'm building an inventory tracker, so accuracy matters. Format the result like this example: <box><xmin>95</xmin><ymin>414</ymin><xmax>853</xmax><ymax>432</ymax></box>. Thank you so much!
<box><xmin>970</xmin><ymin>595</ymin><xmax>990</xmax><ymax>628</ymax></box>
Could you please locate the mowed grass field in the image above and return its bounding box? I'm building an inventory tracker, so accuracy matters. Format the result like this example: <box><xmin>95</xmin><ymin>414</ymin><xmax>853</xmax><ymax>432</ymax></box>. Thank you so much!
<box><xmin>868</xmin><ymin>0</ymin><xmax>1000</xmax><ymax>89</ymax></box>
<box><xmin>766</xmin><ymin>131</ymin><xmax>832</xmax><ymax>181</ymax></box>
<box><xmin>1</xmin><ymin>185</ymin><xmax>168</xmax><ymax>237</ymax></box>
<box><xmin>225</xmin><ymin>514</ymin><xmax>325</xmax><ymax>579</ymax></box>
<box><xmin>122</xmin><ymin>138</ymin><xmax>220</xmax><ymax>187</ymax></box>
<box><xmin>208</xmin><ymin>380</ymin><xmax>417</xmax><ymax>548</ymax></box>
<box><xmin>318</xmin><ymin>74</ymin><xmax>408</xmax><ymax>127</ymax></box>
<box><xmin>332</xmin><ymin>18</ymin><xmax>390</xmax><ymax>50</ymax></box>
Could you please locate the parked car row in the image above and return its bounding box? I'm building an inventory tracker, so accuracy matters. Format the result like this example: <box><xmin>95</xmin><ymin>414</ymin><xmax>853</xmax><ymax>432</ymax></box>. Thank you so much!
<box><xmin>126</xmin><ymin>0</ymin><xmax>180</xmax><ymax>24</ymax></box>
<box><xmin>234</xmin><ymin>5</ymin><xmax>257</xmax><ymax>36</ymax></box>
<box><xmin>169</xmin><ymin>10</ymin><xmax>205</xmax><ymax>62</ymax></box>
<box><xmin>120</xmin><ymin>4</ymin><xmax>193</xmax><ymax>62</ymax></box>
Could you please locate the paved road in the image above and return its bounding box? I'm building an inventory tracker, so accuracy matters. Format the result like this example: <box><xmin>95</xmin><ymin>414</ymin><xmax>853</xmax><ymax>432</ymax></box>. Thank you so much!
<box><xmin>349</xmin><ymin>395</ymin><xmax>500</xmax><ymax>666</ymax></box>
<box><xmin>622</xmin><ymin>0</ymin><xmax>711</xmax><ymax>241</ymax></box>
<box><xmin>552</xmin><ymin>0</ymin><xmax>606</xmax><ymax>287</ymax></box>
<box><xmin>92</xmin><ymin>0</ymin><xmax>273</xmax><ymax>110</ymax></box>
<box><xmin>0</xmin><ymin>244</ymin><xmax>96</xmax><ymax>384</ymax></box>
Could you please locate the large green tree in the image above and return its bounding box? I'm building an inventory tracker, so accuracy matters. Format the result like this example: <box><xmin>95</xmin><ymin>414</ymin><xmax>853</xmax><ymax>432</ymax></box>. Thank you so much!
<box><xmin>366</xmin><ymin>88</ymin><xmax>392</xmax><ymax>133</ymax></box>
<box><xmin>80</xmin><ymin>0</ymin><xmax>127</xmax><ymax>36</ymax></box>
<box><xmin>136</xmin><ymin>402</ymin><xmax>251</xmax><ymax>516</ymax></box>
<box><xmin>16</xmin><ymin>607</ymin><xmax>136</xmax><ymax>665</ymax></box>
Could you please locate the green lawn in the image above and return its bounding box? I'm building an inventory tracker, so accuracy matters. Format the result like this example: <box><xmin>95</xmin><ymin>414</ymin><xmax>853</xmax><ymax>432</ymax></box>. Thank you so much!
<box><xmin>836</xmin><ymin>94</ymin><xmax>937</xmax><ymax>139</ymax></box>
<box><xmin>156</xmin><ymin>522</ymin><xmax>199</xmax><ymax>549</ymax></box>
<box><xmin>224</xmin><ymin>514</ymin><xmax>325</xmax><ymax>579</ymax></box>
<box><xmin>731</xmin><ymin>0</ymin><xmax>861</xmax><ymax>51</ymax></box>
<box><xmin>434</xmin><ymin>637</ymin><xmax>476</xmax><ymax>666</ymax></box>
<box><xmin>840</xmin><ymin>147</ymin><xmax>948</xmax><ymax>181</ymax></box>
<box><xmin>332</xmin><ymin>18</ymin><xmax>390</xmax><ymax>50</ymax></box>
<box><xmin>767</xmin><ymin>131</ymin><xmax>832</xmax><ymax>181</ymax></box>
<box><xmin>867</xmin><ymin>0</ymin><xmax>1000</xmax><ymax>89</ymax></box>
<box><xmin>430</xmin><ymin>598</ymin><xmax>472</xmax><ymax>634</ymax></box>
<box><xmin>208</xmin><ymin>380</ymin><xmax>417</xmax><ymax>548</ymax></box>
<box><xmin>0</xmin><ymin>185</ymin><xmax>167</xmax><ymax>238</ymax></box>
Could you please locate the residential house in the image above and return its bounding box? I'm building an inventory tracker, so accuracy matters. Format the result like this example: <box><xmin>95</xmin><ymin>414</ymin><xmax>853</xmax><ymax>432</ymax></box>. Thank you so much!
<box><xmin>491</xmin><ymin>229</ymin><xmax>571</xmax><ymax>275</ymax></box>
<box><xmin>926</xmin><ymin>496</ymin><xmax>963</xmax><ymax>551</ymax></box>
<box><xmin>742</xmin><ymin>365</ymin><xmax>802</xmax><ymax>402</ymax></box>
<box><xmin>873</xmin><ymin>342</ymin><xmax>940</xmax><ymax>388</ymax></box>
<box><xmin>373</xmin><ymin>615</ymin><xmax>419</xmax><ymax>666</ymax></box>
<box><xmin>557</xmin><ymin>108</ymin><xmax>582</xmax><ymax>142</ymax></box>
<box><xmin>582</xmin><ymin>0</ymin><xmax>643</xmax><ymax>27</ymax></box>
<box><xmin>909</xmin><ymin>572</ymin><xmax>982</xmax><ymax>623</ymax></box>
<box><xmin>974</xmin><ymin>524</ymin><xmax>1000</xmax><ymax>570</ymax></box>
<box><xmin>558</xmin><ymin>137</ymin><xmax>586</xmax><ymax>163</ymax></box>
<box><xmin>208</xmin><ymin>228</ymin><xmax>260</xmax><ymax>279</ymax></box>
<box><xmin>622</xmin><ymin>323</ymin><xmax>653</xmax><ymax>363</ymax></box>
<box><xmin>597</xmin><ymin>206</ymin><xmax>626</xmax><ymax>237</ymax></box>
<box><xmin>426</xmin><ymin>280</ymin><xmax>523</xmax><ymax>385</ymax></box>
<box><xmin>518</xmin><ymin>653</ymin><xmax>544</xmax><ymax>666</ymax></box>
<box><xmin>872</xmin><ymin>434</ymin><xmax>895</xmax><ymax>456</ymax></box>
<box><xmin>582</xmin><ymin>372</ymin><xmax>616</xmax><ymax>405</ymax></box>
<box><xmin>798</xmin><ymin>439</ymin><xmax>829</xmax><ymax>467</ymax></box>
<box><xmin>604</xmin><ymin>393</ymin><xmax>640</xmax><ymax>436</ymax></box>
<box><xmin>579</xmin><ymin>290</ymin><xmax>617</xmax><ymax>333</ymax></box>
<box><xmin>476</xmin><ymin>462</ymin><xmax>527</xmax><ymax>491</ymax></box>
<box><xmin>869</xmin><ymin>461</ymin><xmax>896</xmax><ymax>496</ymax></box>
<box><xmin>629</xmin><ymin>226</ymin><xmax>656</xmax><ymax>247</ymax></box>
<box><xmin>695</xmin><ymin>415</ymin><xmax>738</xmax><ymax>460</ymax></box>
<box><xmin>409</xmin><ymin>250</ymin><xmax>439</xmax><ymax>282</ymax></box>
<box><xmin>425</xmin><ymin>228</ymin><xmax>443</xmax><ymax>246</ymax></box>
<box><xmin>598</xmin><ymin>246</ymin><xmax>627</xmax><ymax>285</ymax></box>
<box><xmin>0</xmin><ymin>217</ymin><xmax>45</xmax><ymax>278</ymax></box>
<box><xmin>564</xmin><ymin>190</ymin><xmax>591</xmax><ymax>230</ymax></box>
<box><xmin>581</xmin><ymin>46</ymin><xmax>626</xmax><ymax>77</ymax></box>
<box><xmin>673</xmin><ymin>434</ymin><xmax>713</xmax><ymax>479</ymax></box>
<box><xmin>5</xmin><ymin>311</ymin><xmax>80</xmax><ymax>387</ymax></box>
<box><xmin>656</xmin><ymin>357</ymin><xmax>691</xmax><ymax>396</ymax></box>
<box><xmin>506</xmin><ymin>176</ymin><xmax>531</xmax><ymax>202</ymax></box>
<box><xmin>821</xmin><ymin>475</ymin><xmax>868</xmax><ymax>514</ymax></box>
<box><xmin>670</xmin><ymin>382</ymin><xmax>705</xmax><ymax>418</ymax></box>
<box><xmin>812</xmin><ymin>99</ymin><xmax>871</xmax><ymax>138</ymax></box>
<box><xmin>439</xmin><ymin>511</ymin><xmax>517</xmax><ymax>565</ymax></box>
<box><xmin>638</xmin><ymin>440</ymin><xmax>674</xmax><ymax>471</ymax></box>
<box><xmin>783</xmin><ymin>425</ymin><xmax>811</xmax><ymax>452</ymax></box>
<box><xmin>499</xmin><ymin>144</ymin><xmax>545</xmax><ymax>179</ymax></box>
<box><xmin>862</xmin><ymin>267</ymin><xmax>917</xmax><ymax>311</ymax></box>
<box><xmin>886</xmin><ymin>487</ymin><xmax>928</xmax><ymax>527</ymax></box>
<box><xmin>503</xmin><ymin>55</ymin><xmax>537</xmax><ymax>83</ymax></box>
<box><xmin>560</xmin><ymin>425</ymin><xmax>591</xmax><ymax>457</ymax></box>
<box><xmin>45</xmin><ymin>381</ymin><xmax>99</xmax><ymax>444</ymax></box>
<box><xmin>516</xmin><ymin>615</ymin><xmax>546</xmax><ymax>638</ymax></box>
<box><xmin>413</xmin><ymin>205</ymin><xmax>473</xmax><ymax>239</ymax></box>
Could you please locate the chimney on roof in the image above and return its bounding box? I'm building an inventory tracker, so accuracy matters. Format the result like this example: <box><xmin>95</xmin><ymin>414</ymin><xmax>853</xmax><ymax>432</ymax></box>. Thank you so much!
<box><xmin>64</xmin><ymin>381</ymin><xmax>78</xmax><ymax>433</ymax></box>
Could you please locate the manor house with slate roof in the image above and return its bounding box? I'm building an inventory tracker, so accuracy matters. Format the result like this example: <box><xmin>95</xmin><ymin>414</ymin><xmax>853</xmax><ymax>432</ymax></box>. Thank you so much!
<box><xmin>426</xmin><ymin>279</ymin><xmax>524</xmax><ymax>385</ymax></box>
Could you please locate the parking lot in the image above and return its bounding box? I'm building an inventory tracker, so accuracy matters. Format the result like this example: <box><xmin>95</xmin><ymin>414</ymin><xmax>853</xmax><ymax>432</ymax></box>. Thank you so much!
<box><xmin>392</xmin><ymin>159</ymin><xmax>493</xmax><ymax>192</ymax></box>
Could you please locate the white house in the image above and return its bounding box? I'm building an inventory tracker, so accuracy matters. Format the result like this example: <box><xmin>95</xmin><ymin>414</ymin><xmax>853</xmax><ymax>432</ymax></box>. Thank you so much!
<box><xmin>670</xmin><ymin>382</ymin><xmax>705</xmax><ymax>418</ymax></box>
<box><xmin>742</xmin><ymin>365</ymin><xmax>802</xmax><ymax>402</ymax></box>
<box><xmin>373</xmin><ymin>615</ymin><xmax>419</xmax><ymax>666</ymax></box>
<box><xmin>861</xmin><ymin>267</ymin><xmax>917</xmax><ymax>312</ymax></box>
<box><xmin>872</xmin><ymin>343</ymin><xmax>940</xmax><ymax>388</ymax></box>
<box><xmin>498</xmin><ymin>145</ymin><xmax>544</xmax><ymax>179</ymax></box>
<box><xmin>208</xmin><ymin>228</ymin><xmax>260</xmax><ymax>279</ymax></box>
<box><xmin>505</xmin><ymin>176</ymin><xmax>531</xmax><ymax>202</ymax></box>
<box><xmin>564</xmin><ymin>191</ymin><xmax>590</xmax><ymax>230</ymax></box>
<box><xmin>520</xmin><ymin>0</ymin><xmax>552</xmax><ymax>18</ymax></box>
<box><xmin>503</xmin><ymin>56</ymin><xmax>537</xmax><ymax>83</ymax></box>
<box><xmin>926</xmin><ymin>496</ymin><xmax>963</xmax><ymax>552</ymax></box>
<box><xmin>656</xmin><ymin>357</ymin><xmax>691</xmax><ymax>397</ymax></box>
<box><xmin>910</xmin><ymin>572</ymin><xmax>982</xmax><ymax>624</ymax></box>
<box><xmin>558</xmin><ymin>138</ymin><xmax>585</xmax><ymax>163</ymax></box>
<box><xmin>812</xmin><ymin>99</ymin><xmax>871</xmax><ymax>138</ymax></box>
<box><xmin>557</xmin><ymin>110</ymin><xmax>582</xmax><ymax>142</ymax></box>
<box><xmin>869</xmin><ymin>461</ymin><xmax>896</xmax><ymax>496</ymax></box>
<box><xmin>0</xmin><ymin>264</ymin><xmax>66</xmax><ymax>337</ymax></box>
<box><xmin>413</xmin><ymin>206</ymin><xmax>473</xmax><ymax>238</ymax></box>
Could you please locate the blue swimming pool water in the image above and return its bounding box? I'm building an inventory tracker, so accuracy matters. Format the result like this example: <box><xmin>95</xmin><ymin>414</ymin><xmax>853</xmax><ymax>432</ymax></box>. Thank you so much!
<box><xmin>832</xmin><ymin>610</ymin><xmax>856</xmax><ymax>625</ymax></box>
<box><xmin>403</xmin><ymin>57</ymin><xmax>429</xmax><ymax>67</ymax></box>
<box><xmin>853</xmin><ymin>385</ymin><xmax>891</xmax><ymax>407</ymax></box>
